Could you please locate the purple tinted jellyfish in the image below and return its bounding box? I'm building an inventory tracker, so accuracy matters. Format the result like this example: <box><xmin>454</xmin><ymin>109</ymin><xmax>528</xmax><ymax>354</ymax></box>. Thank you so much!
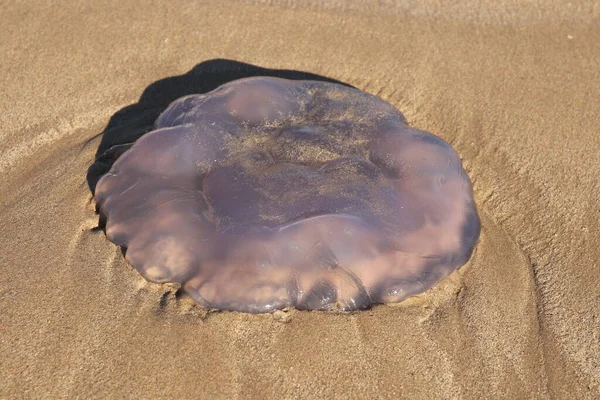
<box><xmin>95</xmin><ymin>77</ymin><xmax>480</xmax><ymax>313</ymax></box>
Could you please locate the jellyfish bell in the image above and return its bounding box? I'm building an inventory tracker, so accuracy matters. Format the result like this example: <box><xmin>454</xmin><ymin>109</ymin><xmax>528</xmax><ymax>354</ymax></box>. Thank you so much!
<box><xmin>94</xmin><ymin>76</ymin><xmax>480</xmax><ymax>313</ymax></box>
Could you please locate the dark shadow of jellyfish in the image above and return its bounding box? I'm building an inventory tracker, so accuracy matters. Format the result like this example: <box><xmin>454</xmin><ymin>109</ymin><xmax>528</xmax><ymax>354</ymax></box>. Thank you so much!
<box><xmin>87</xmin><ymin>60</ymin><xmax>480</xmax><ymax>313</ymax></box>
<box><xmin>85</xmin><ymin>59</ymin><xmax>353</xmax><ymax>193</ymax></box>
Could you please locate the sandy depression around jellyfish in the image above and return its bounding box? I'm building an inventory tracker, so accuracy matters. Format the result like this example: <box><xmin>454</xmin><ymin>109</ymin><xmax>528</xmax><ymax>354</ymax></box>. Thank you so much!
<box><xmin>94</xmin><ymin>77</ymin><xmax>480</xmax><ymax>313</ymax></box>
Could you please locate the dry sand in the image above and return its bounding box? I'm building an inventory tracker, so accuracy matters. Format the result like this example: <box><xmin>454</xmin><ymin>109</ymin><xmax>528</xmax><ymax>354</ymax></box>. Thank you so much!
<box><xmin>1</xmin><ymin>0</ymin><xmax>599</xmax><ymax>398</ymax></box>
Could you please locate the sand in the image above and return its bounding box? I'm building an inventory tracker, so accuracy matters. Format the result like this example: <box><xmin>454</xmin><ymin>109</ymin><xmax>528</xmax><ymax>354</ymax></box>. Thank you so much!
<box><xmin>1</xmin><ymin>0</ymin><xmax>598</xmax><ymax>398</ymax></box>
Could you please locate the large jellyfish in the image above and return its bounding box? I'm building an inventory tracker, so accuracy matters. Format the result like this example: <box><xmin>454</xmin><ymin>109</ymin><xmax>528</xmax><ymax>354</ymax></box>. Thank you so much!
<box><xmin>94</xmin><ymin>77</ymin><xmax>480</xmax><ymax>313</ymax></box>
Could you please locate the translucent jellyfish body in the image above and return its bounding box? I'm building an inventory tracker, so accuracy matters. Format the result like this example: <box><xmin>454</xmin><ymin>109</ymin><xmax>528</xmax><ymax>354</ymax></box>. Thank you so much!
<box><xmin>95</xmin><ymin>77</ymin><xmax>480</xmax><ymax>313</ymax></box>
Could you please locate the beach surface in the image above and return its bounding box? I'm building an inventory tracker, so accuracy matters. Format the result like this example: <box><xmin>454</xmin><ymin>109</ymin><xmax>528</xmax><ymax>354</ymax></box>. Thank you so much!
<box><xmin>1</xmin><ymin>1</ymin><xmax>598</xmax><ymax>398</ymax></box>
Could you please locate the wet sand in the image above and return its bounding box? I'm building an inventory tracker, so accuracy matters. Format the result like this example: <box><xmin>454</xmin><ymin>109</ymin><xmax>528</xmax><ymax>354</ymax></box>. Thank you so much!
<box><xmin>1</xmin><ymin>1</ymin><xmax>599</xmax><ymax>398</ymax></box>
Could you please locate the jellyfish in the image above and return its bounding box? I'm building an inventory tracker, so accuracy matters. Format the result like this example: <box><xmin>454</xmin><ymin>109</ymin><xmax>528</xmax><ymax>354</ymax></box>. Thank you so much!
<box><xmin>94</xmin><ymin>77</ymin><xmax>480</xmax><ymax>313</ymax></box>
